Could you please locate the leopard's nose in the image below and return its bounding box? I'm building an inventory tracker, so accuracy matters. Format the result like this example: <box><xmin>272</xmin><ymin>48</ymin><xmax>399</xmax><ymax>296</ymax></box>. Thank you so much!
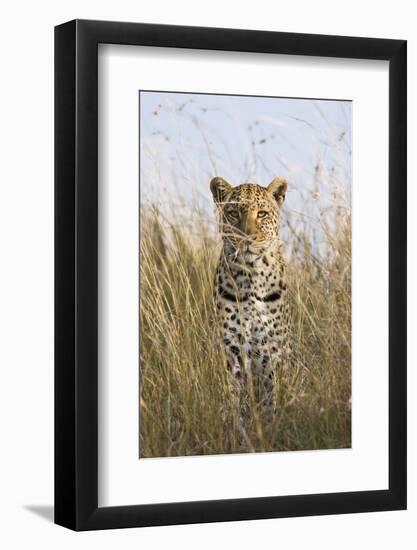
<box><xmin>240</xmin><ymin>211</ymin><xmax>257</xmax><ymax>235</ymax></box>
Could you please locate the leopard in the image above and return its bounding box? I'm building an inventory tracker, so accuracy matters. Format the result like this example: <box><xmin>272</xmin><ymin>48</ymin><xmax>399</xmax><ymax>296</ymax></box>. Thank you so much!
<box><xmin>210</xmin><ymin>176</ymin><xmax>292</xmax><ymax>409</ymax></box>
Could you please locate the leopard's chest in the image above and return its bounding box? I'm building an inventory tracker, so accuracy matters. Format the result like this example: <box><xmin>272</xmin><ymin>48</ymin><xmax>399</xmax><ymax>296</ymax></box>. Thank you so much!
<box><xmin>216</xmin><ymin>250</ymin><xmax>285</xmax><ymax>304</ymax></box>
<box><xmin>215</xmin><ymin>250</ymin><xmax>288</xmax><ymax>349</ymax></box>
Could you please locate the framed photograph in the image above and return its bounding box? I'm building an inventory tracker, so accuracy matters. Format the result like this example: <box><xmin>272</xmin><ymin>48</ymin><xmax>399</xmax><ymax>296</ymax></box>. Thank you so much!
<box><xmin>55</xmin><ymin>19</ymin><xmax>407</xmax><ymax>530</ymax></box>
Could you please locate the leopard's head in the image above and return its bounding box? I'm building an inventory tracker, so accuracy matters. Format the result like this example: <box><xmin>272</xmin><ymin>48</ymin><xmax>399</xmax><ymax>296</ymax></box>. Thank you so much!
<box><xmin>210</xmin><ymin>177</ymin><xmax>287</xmax><ymax>250</ymax></box>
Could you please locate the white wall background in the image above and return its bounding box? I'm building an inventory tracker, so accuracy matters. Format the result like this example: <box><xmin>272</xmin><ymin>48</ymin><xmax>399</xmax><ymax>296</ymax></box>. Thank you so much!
<box><xmin>0</xmin><ymin>1</ymin><xmax>414</xmax><ymax>548</ymax></box>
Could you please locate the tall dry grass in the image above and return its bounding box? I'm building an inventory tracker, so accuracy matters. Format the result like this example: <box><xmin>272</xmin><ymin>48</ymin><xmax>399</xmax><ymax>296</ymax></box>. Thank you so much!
<box><xmin>139</xmin><ymin>204</ymin><xmax>351</xmax><ymax>458</ymax></box>
<box><xmin>139</xmin><ymin>93</ymin><xmax>351</xmax><ymax>457</ymax></box>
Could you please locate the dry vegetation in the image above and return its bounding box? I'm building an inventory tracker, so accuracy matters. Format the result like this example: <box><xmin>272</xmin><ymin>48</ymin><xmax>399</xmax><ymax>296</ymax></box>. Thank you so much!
<box><xmin>139</xmin><ymin>204</ymin><xmax>351</xmax><ymax>458</ymax></box>
<box><xmin>139</xmin><ymin>94</ymin><xmax>351</xmax><ymax>458</ymax></box>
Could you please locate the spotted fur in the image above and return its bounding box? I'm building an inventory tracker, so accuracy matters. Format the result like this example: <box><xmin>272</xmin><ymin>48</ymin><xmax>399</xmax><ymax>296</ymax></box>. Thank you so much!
<box><xmin>210</xmin><ymin>176</ymin><xmax>291</xmax><ymax>405</ymax></box>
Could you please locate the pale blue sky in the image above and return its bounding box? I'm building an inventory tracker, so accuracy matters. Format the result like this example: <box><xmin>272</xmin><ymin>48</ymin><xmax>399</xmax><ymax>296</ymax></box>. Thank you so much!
<box><xmin>139</xmin><ymin>91</ymin><xmax>352</xmax><ymax>254</ymax></box>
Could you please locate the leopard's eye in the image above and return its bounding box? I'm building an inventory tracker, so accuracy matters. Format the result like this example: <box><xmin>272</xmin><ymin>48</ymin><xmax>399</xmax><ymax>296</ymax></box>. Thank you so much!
<box><xmin>257</xmin><ymin>210</ymin><xmax>268</xmax><ymax>218</ymax></box>
<box><xmin>227</xmin><ymin>209</ymin><xmax>239</xmax><ymax>220</ymax></box>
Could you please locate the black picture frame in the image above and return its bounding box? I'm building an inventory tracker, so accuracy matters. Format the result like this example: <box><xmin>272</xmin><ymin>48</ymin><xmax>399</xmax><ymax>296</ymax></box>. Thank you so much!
<box><xmin>55</xmin><ymin>19</ymin><xmax>407</xmax><ymax>531</ymax></box>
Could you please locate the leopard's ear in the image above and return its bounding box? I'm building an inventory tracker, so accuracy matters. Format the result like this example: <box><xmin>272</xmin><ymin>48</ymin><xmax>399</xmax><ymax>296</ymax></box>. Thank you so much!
<box><xmin>210</xmin><ymin>177</ymin><xmax>233</xmax><ymax>205</ymax></box>
<box><xmin>267</xmin><ymin>177</ymin><xmax>288</xmax><ymax>206</ymax></box>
